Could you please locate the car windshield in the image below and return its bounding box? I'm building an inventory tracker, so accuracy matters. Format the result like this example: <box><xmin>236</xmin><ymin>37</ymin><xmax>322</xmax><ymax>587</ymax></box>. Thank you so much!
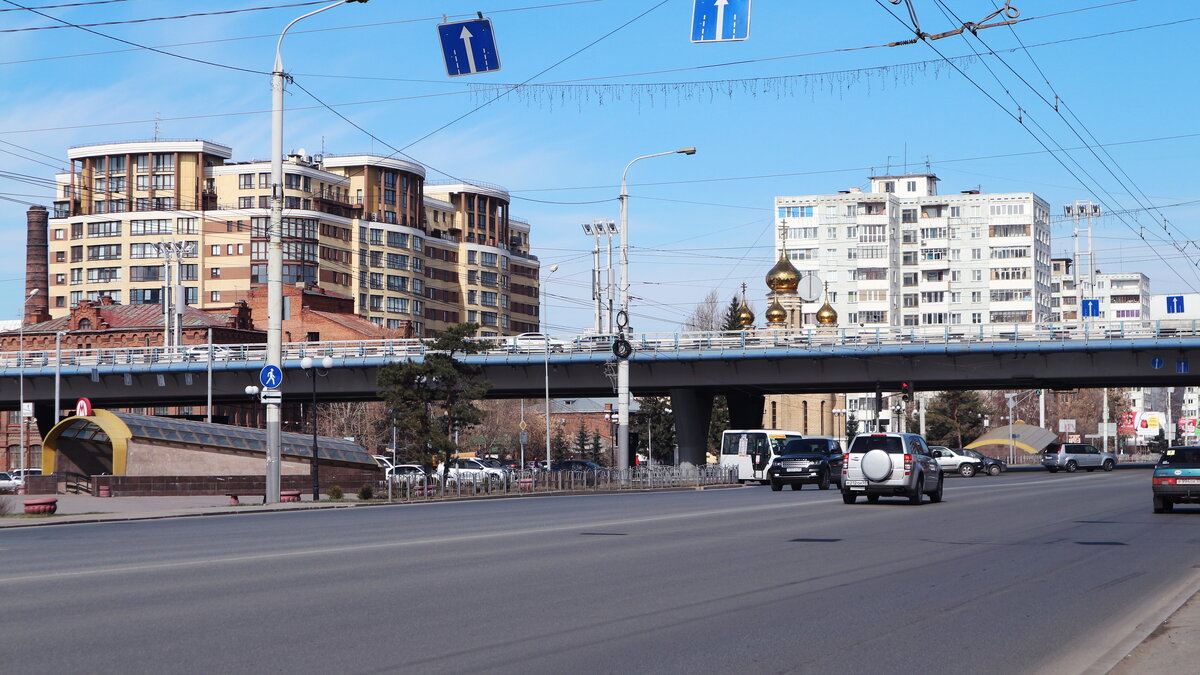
<box><xmin>961</xmin><ymin>449</ymin><xmax>983</xmax><ymax>459</ymax></box>
<box><xmin>783</xmin><ymin>439</ymin><xmax>830</xmax><ymax>455</ymax></box>
<box><xmin>1159</xmin><ymin>447</ymin><xmax>1200</xmax><ymax>466</ymax></box>
<box><xmin>849</xmin><ymin>435</ymin><xmax>905</xmax><ymax>454</ymax></box>
<box><xmin>478</xmin><ymin>459</ymin><xmax>502</xmax><ymax>467</ymax></box>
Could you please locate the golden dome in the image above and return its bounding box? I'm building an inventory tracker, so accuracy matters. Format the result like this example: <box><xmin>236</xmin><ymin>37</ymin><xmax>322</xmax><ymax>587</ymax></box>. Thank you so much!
<box><xmin>736</xmin><ymin>299</ymin><xmax>755</xmax><ymax>328</ymax></box>
<box><xmin>816</xmin><ymin>301</ymin><xmax>838</xmax><ymax>325</ymax></box>
<box><xmin>765</xmin><ymin>252</ymin><xmax>800</xmax><ymax>295</ymax></box>
<box><xmin>765</xmin><ymin>297</ymin><xmax>787</xmax><ymax>324</ymax></box>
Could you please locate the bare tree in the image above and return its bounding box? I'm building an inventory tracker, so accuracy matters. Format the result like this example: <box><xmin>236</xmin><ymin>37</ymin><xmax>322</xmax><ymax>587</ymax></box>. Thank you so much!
<box><xmin>317</xmin><ymin>401</ymin><xmax>390</xmax><ymax>455</ymax></box>
<box><xmin>684</xmin><ymin>289</ymin><xmax>721</xmax><ymax>332</ymax></box>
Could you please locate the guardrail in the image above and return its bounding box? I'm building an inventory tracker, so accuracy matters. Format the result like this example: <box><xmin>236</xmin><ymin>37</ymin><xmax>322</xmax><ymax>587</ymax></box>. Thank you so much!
<box><xmin>4</xmin><ymin>320</ymin><xmax>1200</xmax><ymax>371</ymax></box>
<box><xmin>382</xmin><ymin>466</ymin><xmax>739</xmax><ymax>502</ymax></box>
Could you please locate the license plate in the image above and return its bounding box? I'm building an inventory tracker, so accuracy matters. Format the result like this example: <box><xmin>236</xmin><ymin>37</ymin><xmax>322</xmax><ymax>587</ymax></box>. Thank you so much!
<box><xmin>1178</xmin><ymin>479</ymin><xmax>1200</xmax><ymax>485</ymax></box>
<box><xmin>846</xmin><ymin>480</ymin><xmax>867</xmax><ymax>487</ymax></box>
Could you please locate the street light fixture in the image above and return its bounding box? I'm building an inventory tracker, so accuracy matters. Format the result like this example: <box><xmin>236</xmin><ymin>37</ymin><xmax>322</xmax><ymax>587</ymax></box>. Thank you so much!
<box><xmin>301</xmin><ymin>355</ymin><xmax>334</xmax><ymax>501</ymax></box>
<box><xmin>616</xmin><ymin>147</ymin><xmax>696</xmax><ymax>472</ymax></box>
<box><xmin>543</xmin><ymin>264</ymin><xmax>559</xmax><ymax>469</ymax></box>
<box><xmin>264</xmin><ymin>0</ymin><xmax>368</xmax><ymax>504</ymax></box>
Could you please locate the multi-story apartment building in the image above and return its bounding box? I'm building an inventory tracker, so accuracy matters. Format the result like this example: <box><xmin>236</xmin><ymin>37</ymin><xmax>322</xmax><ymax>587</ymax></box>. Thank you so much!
<box><xmin>772</xmin><ymin>173</ymin><xmax>1053</xmax><ymax>327</ymax></box>
<box><xmin>1049</xmin><ymin>258</ymin><xmax>1150</xmax><ymax>322</ymax></box>
<box><xmin>45</xmin><ymin>139</ymin><xmax>542</xmax><ymax>337</ymax></box>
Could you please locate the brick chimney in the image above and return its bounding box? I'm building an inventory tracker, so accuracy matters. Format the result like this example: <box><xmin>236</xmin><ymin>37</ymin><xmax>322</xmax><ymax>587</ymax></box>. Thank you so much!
<box><xmin>25</xmin><ymin>205</ymin><xmax>50</xmax><ymax>325</ymax></box>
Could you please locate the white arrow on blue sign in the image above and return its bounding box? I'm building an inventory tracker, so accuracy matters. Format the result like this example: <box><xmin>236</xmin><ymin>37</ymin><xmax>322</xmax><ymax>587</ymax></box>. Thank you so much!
<box><xmin>692</xmin><ymin>0</ymin><xmax>752</xmax><ymax>43</ymax></box>
<box><xmin>259</xmin><ymin>365</ymin><xmax>283</xmax><ymax>389</ymax></box>
<box><xmin>1151</xmin><ymin>357</ymin><xmax>1164</xmax><ymax>370</ymax></box>
<box><xmin>1167</xmin><ymin>295</ymin><xmax>1185</xmax><ymax>314</ymax></box>
<box><xmin>1081</xmin><ymin>299</ymin><xmax>1100</xmax><ymax>317</ymax></box>
<box><xmin>1178</xmin><ymin>360</ymin><xmax>1190</xmax><ymax>374</ymax></box>
<box><xmin>438</xmin><ymin>18</ymin><xmax>501</xmax><ymax>77</ymax></box>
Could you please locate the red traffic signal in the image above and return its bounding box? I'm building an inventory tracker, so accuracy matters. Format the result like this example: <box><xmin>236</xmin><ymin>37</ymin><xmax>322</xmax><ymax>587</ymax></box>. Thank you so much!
<box><xmin>900</xmin><ymin>382</ymin><xmax>913</xmax><ymax>401</ymax></box>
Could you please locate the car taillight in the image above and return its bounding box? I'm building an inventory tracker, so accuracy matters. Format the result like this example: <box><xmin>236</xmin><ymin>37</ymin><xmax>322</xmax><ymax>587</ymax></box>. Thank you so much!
<box><xmin>1153</xmin><ymin>477</ymin><xmax>1175</xmax><ymax>486</ymax></box>
<box><xmin>904</xmin><ymin>454</ymin><xmax>912</xmax><ymax>475</ymax></box>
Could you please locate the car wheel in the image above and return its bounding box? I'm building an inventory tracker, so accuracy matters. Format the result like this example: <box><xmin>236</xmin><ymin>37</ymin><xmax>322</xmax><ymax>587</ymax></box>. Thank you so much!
<box><xmin>866</xmin><ymin>494</ymin><xmax>880</xmax><ymax>504</ymax></box>
<box><xmin>929</xmin><ymin>473</ymin><xmax>944</xmax><ymax>503</ymax></box>
<box><xmin>908</xmin><ymin>477</ymin><xmax>924</xmax><ymax>505</ymax></box>
<box><xmin>988</xmin><ymin>464</ymin><xmax>1001</xmax><ymax>476</ymax></box>
<box><xmin>770</xmin><ymin>480</ymin><xmax>783</xmax><ymax>492</ymax></box>
<box><xmin>818</xmin><ymin>470</ymin><xmax>830</xmax><ymax>490</ymax></box>
<box><xmin>1103</xmin><ymin>459</ymin><xmax>1114</xmax><ymax>472</ymax></box>
<box><xmin>790</xmin><ymin>483</ymin><xmax>803</xmax><ymax>491</ymax></box>
<box><xmin>1065</xmin><ymin>461</ymin><xmax>1077</xmax><ymax>473</ymax></box>
<box><xmin>959</xmin><ymin>463</ymin><xmax>977</xmax><ymax>478</ymax></box>
<box><xmin>841</xmin><ymin>491</ymin><xmax>857</xmax><ymax>504</ymax></box>
<box><xmin>1153</xmin><ymin>496</ymin><xmax>1167</xmax><ymax>514</ymax></box>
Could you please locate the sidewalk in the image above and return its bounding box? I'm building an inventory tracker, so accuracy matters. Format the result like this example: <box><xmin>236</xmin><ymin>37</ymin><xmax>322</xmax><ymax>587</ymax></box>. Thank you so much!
<box><xmin>1110</xmin><ymin>587</ymin><xmax>1200</xmax><ymax>674</ymax></box>
<box><xmin>0</xmin><ymin>493</ymin><xmax>359</xmax><ymax>527</ymax></box>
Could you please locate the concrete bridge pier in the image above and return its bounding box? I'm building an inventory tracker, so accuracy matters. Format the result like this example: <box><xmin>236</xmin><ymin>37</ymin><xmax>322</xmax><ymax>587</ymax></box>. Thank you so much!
<box><xmin>726</xmin><ymin>391</ymin><xmax>766</xmax><ymax>429</ymax></box>
<box><xmin>669</xmin><ymin>388</ymin><xmax>713</xmax><ymax>470</ymax></box>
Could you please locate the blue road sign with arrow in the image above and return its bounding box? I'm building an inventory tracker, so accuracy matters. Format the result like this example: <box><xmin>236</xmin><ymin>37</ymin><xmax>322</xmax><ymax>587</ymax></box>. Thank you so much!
<box><xmin>1167</xmin><ymin>295</ymin><xmax>1185</xmax><ymax>314</ymax></box>
<box><xmin>692</xmin><ymin>0</ymin><xmax>752</xmax><ymax>43</ymax></box>
<box><xmin>259</xmin><ymin>365</ymin><xmax>283</xmax><ymax>389</ymax></box>
<box><xmin>438</xmin><ymin>18</ymin><xmax>501</xmax><ymax>76</ymax></box>
<box><xmin>1081</xmin><ymin>299</ymin><xmax>1100</xmax><ymax>317</ymax></box>
<box><xmin>1178</xmin><ymin>360</ymin><xmax>1190</xmax><ymax>374</ymax></box>
<box><xmin>1151</xmin><ymin>357</ymin><xmax>1164</xmax><ymax>370</ymax></box>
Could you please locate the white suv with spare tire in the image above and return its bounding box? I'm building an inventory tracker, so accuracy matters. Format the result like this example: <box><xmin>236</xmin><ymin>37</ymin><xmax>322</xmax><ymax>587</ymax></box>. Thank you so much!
<box><xmin>842</xmin><ymin>433</ymin><xmax>944</xmax><ymax>505</ymax></box>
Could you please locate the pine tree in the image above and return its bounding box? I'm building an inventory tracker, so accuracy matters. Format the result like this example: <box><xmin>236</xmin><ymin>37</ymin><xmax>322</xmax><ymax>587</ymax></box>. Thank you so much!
<box><xmin>573</xmin><ymin>420</ymin><xmax>589</xmax><ymax>458</ymax></box>
<box><xmin>588</xmin><ymin>430</ymin><xmax>604</xmax><ymax>465</ymax></box>
<box><xmin>721</xmin><ymin>295</ymin><xmax>742</xmax><ymax>331</ymax></box>
<box><xmin>845</xmin><ymin>411</ymin><xmax>860</xmax><ymax>442</ymax></box>
<box><xmin>378</xmin><ymin>323</ymin><xmax>490</xmax><ymax>486</ymax></box>
<box><xmin>925</xmin><ymin>391</ymin><xmax>989</xmax><ymax>447</ymax></box>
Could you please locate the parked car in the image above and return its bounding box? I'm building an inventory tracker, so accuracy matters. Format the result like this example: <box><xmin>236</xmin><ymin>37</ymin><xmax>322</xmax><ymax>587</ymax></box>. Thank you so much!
<box><xmin>8</xmin><ymin>469</ymin><xmax>40</xmax><ymax>481</ymax></box>
<box><xmin>842</xmin><ymin>432</ymin><xmax>943</xmax><ymax>505</ymax></box>
<box><xmin>960</xmin><ymin>448</ymin><xmax>1006</xmax><ymax>475</ymax></box>
<box><xmin>550</xmin><ymin>460</ymin><xmax>602</xmax><ymax>472</ymax></box>
<box><xmin>0</xmin><ymin>472</ymin><xmax>22</xmax><ymax>491</ymax></box>
<box><xmin>1042</xmin><ymin>442</ymin><xmax>1116</xmax><ymax>473</ymax></box>
<box><xmin>435</xmin><ymin>457</ymin><xmax>512</xmax><ymax>485</ymax></box>
<box><xmin>503</xmin><ymin>333</ymin><xmax>571</xmax><ymax>353</ymax></box>
<box><xmin>928</xmin><ymin>446</ymin><xmax>983</xmax><ymax>477</ymax></box>
<box><xmin>1153</xmin><ymin>446</ymin><xmax>1200</xmax><ymax>513</ymax></box>
<box><xmin>767</xmin><ymin>437</ymin><xmax>843</xmax><ymax>491</ymax></box>
<box><xmin>386</xmin><ymin>464</ymin><xmax>429</xmax><ymax>485</ymax></box>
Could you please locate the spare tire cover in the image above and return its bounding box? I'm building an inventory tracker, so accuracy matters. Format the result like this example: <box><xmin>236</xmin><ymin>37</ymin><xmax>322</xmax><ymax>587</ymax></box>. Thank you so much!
<box><xmin>861</xmin><ymin>449</ymin><xmax>893</xmax><ymax>482</ymax></box>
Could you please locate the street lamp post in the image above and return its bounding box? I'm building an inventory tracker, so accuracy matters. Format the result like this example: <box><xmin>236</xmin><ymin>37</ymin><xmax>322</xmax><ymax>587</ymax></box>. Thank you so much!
<box><xmin>18</xmin><ymin>289</ymin><xmax>39</xmax><ymax>485</ymax></box>
<box><xmin>616</xmin><ymin>147</ymin><xmax>695</xmax><ymax>472</ymax></box>
<box><xmin>543</xmin><ymin>264</ymin><xmax>558</xmax><ymax>469</ymax></box>
<box><xmin>265</xmin><ymin>0</ymin><xmax>367</xmax><ymax>504</ymax></box>
<box><xmin>301</xmin><ymin>356</ymin><xmax>334</xmax><ymax>501</ymax></box>
<box><xmin>53</xmin><ymin>329</ymin><xmax>66</xmax><ymax>425</ymax></box>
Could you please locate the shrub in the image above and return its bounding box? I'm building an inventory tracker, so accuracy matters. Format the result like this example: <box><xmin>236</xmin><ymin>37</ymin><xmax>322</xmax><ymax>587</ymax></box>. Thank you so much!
<box><xmin>327</xmin><ymin>485</ymin><xmax>344</xmax><ymax>500</ymax></box>
<box><xmin>0</xmin><ymin>495</ymin><xmax>13</xmax><ymax>516</ymax></box>
<box><xmin>357</xmin><ymin>484</ymin><xmax>374</xmax><ymax>501</ymax></box>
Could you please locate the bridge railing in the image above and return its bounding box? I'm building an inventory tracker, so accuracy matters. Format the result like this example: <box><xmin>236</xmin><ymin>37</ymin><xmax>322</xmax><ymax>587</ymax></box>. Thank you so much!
<box><xmin>4</xmin><ymin>319</ymin><xmax>1200</xmax><ymax>371</ymax></box>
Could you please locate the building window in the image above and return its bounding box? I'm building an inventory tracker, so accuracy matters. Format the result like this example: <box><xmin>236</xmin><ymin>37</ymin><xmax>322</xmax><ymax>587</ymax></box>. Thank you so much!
<box><xmin>210</xmin><ymin>291</ymin><xmax>221</xmax><ymax>302</ymax></box>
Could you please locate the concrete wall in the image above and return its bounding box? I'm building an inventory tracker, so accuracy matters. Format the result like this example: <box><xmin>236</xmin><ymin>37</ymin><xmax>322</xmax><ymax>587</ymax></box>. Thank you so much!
<box><xmin>124</xmin><ymin>439</ymin><xmax>314</xmax><ymax>476</ymax></box>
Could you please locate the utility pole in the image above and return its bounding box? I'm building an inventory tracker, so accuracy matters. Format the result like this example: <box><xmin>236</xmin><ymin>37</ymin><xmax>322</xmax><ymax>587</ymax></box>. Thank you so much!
<box><xmin>1039</xmin><ymin>389</ymin><xmax>1045</xmax><ymax>429</ymax></box>
<box><xmin>1103</xmin><ymin>387</ymin><xmax>1110</xmax><ymax>454</ymax></box>
<box><xmin>156</xmin><ymin>241</ymin><xmax>193</xmax><ymax>349</ymax></box>
<box><xmin>1066</xmin><ymin>201</ymin><xmax>1099</xmax><ymax>324</ymax></box>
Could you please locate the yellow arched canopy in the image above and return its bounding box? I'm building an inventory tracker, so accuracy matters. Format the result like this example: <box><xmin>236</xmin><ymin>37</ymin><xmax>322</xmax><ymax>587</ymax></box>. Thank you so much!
<box><xmin>41</xmin><ymin>409</ymin><xmax>132</xmax><ymax>476</ymax></box>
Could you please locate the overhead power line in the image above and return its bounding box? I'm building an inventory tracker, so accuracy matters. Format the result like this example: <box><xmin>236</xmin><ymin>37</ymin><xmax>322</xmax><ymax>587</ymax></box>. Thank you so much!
<box><xmin>0</xmin><ymin>1</ymin><xmax>331</xmax><ymax>32</ymax></box>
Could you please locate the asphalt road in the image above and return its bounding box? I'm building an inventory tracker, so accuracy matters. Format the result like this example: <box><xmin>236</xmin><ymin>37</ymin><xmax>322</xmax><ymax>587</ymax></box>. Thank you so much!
<box><xmin>2</xmin><ymin>469</ymin><xmax>1196</xmax><ymax>674</ymax></box>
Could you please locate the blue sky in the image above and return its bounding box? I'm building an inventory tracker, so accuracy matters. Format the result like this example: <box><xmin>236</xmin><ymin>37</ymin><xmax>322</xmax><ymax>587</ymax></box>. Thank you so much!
<box><xmin>1</xmin><ymin>0</ymin><xmax>1197</xmax><ymax>332</ymax></box>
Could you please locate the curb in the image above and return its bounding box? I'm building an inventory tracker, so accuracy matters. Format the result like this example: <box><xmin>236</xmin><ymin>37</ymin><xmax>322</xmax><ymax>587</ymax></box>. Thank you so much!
<box><xmin>0</xmin><ymin>483</ymin><xmax>745</xmax><ymax>529</ymax></box>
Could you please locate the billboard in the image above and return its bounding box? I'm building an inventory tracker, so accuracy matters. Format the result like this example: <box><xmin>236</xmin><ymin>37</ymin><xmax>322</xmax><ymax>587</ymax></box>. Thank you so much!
<box><xmin>1134</xmin><ymin>412</ymin><xmax>1166</xmax><ymax>439</ymax></box>
<box><xmin>1118</xmin><ymin>411</ymin><xmax>1136</xmax><ymax>436</ymax></box>
<box><xmin>1179</xmin><ymin>418</ymin><xmax>1197</xmax><ymax>437</ymax></box>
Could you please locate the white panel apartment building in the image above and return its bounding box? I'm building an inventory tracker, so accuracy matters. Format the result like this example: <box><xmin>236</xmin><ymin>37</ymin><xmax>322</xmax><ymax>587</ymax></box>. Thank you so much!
<box><xmin>1049</xmin><ymin>258</ymin><xmax>1151</xmax><ymax>322</ymax></box>
<box><xmin>774</xmin><ymin>174</ymin><xmax>1053</xmax><ymax>327</ymax></box>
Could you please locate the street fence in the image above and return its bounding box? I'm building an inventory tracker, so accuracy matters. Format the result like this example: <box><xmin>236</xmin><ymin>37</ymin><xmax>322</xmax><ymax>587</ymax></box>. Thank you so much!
<box><xmin>382</xmin><ymin>465</ymin><xmax>739</xmax><ymax>503</ymax></box>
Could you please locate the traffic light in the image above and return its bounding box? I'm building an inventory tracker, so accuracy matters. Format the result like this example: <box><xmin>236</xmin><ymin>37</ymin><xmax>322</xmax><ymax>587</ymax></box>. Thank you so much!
<box><xmin>900</xmin><ymin>382</ymin><xmax>913</xmax><ymax>402</ymax></box>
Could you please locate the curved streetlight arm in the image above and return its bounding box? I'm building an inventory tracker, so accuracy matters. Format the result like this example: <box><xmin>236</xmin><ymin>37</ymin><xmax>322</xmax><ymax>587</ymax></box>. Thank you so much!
<box><xmin>275</xmin><ymin>0</ymin><xmax>361</xmax><ymax>72</ymax></box>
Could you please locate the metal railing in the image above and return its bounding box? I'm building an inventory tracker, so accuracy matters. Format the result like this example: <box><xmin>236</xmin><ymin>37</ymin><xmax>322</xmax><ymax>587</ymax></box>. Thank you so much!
<box><xmin>382</xmin><ymin>466</ymin><xmax>738</xmax><ymax>502</ymax></box>
<box><xmin>5</xmin><ymin>320</ymin><xmax>1200</xmax><ymax>371</ymax></box>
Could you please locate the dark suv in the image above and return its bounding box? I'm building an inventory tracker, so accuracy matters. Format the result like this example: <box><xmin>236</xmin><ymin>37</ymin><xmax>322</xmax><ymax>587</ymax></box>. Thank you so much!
<box><xmin>1153</xmin><ymin>446</ymin><xmax>1200</xmax><ymax>513</ymax></box>
<box><xmin>767</xmin><ymin>438</ymin><xmax>843</xmax><ymax>491</ymax></box>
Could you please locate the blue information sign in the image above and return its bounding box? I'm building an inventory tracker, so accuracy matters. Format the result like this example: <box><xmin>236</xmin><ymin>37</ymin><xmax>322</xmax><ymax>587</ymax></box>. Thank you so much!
<box><xmin>438</xmin><ymin>18</ymin><xmax>501</xmax><ymax>76</ymax></box>
<box><xmin>1167</xmin><ymin>295</ymin><xmax>1185</xmax><ymax>314</ymax></box>
<box><xmin>259</xmin><ymin>365</ymin><xmax>283</xmax><ymax>389</ymax></box>
<box><xmin>1081</xmin><ymin>299</ymin><xmax>1100</xmax><ymax>318</ymax></box>
<box><xmin>1178</xmin><ymin>360</ymin><xmax>1190</xmax><ymax>374</ymax></box>
<box><xmin>1151</xmin><ymin>357</ymin><xmax>1165</xmax><ymax>370</ymax></box>
<box><xmin>691</xmin><ymin>0</ymin><xmax>752</xmax><ymax>43</ymax></box>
